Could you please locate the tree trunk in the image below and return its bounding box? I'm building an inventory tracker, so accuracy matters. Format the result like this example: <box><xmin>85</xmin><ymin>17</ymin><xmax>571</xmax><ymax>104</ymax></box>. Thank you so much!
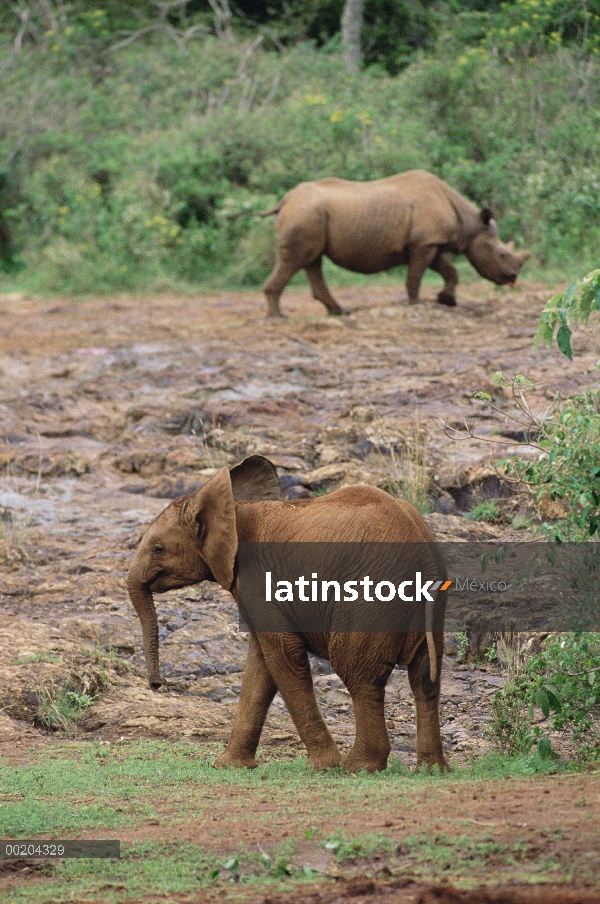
<box><xmin>341</xmin><ymin>0</ymin><xmax>364</xmax><ymax>73</ymax></box>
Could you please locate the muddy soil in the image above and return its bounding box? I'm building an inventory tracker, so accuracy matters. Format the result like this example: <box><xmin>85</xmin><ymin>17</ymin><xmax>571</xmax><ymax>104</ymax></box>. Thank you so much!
<box><xmin>0</xmin><ymin>283</ymin><xmax>598</xmax><ymax>899</ymax></box>
<box><xmin>0</xmin><ymin>281</ymin><xmax>598</xmax><ymax>754</ymax></box>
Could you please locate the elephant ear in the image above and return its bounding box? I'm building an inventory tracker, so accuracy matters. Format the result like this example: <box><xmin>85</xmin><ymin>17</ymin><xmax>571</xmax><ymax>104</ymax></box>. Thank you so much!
<box><xmin>185</xmin><ymin>467</ymin><xmax>238</xmax><ymax>590</ymax></box>
<box><xmin>229</xmin><ymin>455</ymin><xmax>282</xmax><ymax>501</ymax></box>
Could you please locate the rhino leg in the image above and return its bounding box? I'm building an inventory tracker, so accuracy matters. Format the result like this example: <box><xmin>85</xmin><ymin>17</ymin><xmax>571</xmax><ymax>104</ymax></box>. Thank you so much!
<box><xmin>406</xmin><ymin>245</ymin><xmax>438</xmax><ymax>305</ymax></box>
<box><xmin>431</xmin><ymin>251</ymin><xmax>458</xmax><ymax>307</ymax></box>
<box><xmin>264</xmin><ymin>259</ymin><xmax>301</xmax><ymax>317</ymax></box>
<box><xmin>305</xmin><ymin>258</ymin><xmax>347</xmax><ymax>316</ymax></box>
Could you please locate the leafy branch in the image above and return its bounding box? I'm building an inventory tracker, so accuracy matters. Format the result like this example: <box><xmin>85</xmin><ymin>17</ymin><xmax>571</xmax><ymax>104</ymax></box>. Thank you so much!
<box><xmin>534</xmin><ymin>268</ymin><xmax>600</xmax><ymax>361</ymax></box>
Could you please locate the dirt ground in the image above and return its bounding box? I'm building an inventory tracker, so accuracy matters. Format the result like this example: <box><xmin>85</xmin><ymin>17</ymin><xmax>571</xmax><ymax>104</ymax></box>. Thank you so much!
<box><xmin>0</xmin><ymin>280</ymin><xmax>599</xmax><ymax>900</ymax></box>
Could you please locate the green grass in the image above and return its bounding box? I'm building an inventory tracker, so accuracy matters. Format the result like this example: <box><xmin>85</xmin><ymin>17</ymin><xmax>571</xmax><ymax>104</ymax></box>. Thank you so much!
<box><xmin>10</xmin><ymin>653</ymin><xmax>61</xmax><ymax>666</ymax></box>
<box><xmin>465</xmin><ymin>499</ymin><xmax>501</xmax><ymax>523</ymax></box>
<box><xmin>2</xmin><ymin>832</ymin><xmax>566</xmax><ymax>904</ymax></box>
<box><xmin>0</xmin><ymin>743</ymin><xmax>590</xmax><ymax>903</ymax></box>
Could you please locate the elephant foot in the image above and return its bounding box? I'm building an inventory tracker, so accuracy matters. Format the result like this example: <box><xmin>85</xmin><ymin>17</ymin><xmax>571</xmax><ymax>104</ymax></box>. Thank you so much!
<box><xmin>307</xmin><ymin>746</ymin><xmax>342</xmax><ymax>771</ymax></box>
<box><xmin>407</xmin><ymin>296</ymin><xmax>419</xmax><ymax>306</ymax></box>
<box><xmin>213</xmin><ymin>750</ymin><xmax>259</xmax><ymax>770</ymax></box>
<box><xmin>436</xmin><ymin>290</ymin><xmax>457</xmax><ymax>307</ymax></box>
<box><xmin>266</xmin><ymin>310</ymin><xmax>287</xmax><ymax>319</ymax></box>
<box><xmin>415</xmin><ymin>754</ymin><xmax>449</xmax><ymax>773</ymax></box>
<box><xmin>327</xmin><ymin>306</ymin><xmax>350</xmax><ymax>316</ymax></box>
<box><xmin>342</xmin><ymin>748</ymin><xmax>389</xmax><ymax>774</ymax></box>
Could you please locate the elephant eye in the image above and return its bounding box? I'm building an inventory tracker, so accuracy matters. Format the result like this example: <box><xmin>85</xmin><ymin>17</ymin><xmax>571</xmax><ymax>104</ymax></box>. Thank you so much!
<box><xmin>153</xmin><ymin>544</ymin><xmax>165</xmax><ymax>555</ymax></box>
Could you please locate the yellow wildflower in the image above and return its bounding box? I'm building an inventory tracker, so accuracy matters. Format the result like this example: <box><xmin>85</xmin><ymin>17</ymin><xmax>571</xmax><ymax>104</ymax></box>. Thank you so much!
<box><xmin>304</xmin><ymin>93</ymin><xmax>328</xmax><ymax>105</ymax></box>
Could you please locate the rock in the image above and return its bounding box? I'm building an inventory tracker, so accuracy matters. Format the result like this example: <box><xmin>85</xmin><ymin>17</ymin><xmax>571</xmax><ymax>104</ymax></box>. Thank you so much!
<box><xmin>435</xmin><ymin>490</ymin><xmax>458</xmax><ymax>515</ymax></box>
<box><xmin>300</xmin><ymin>463</ymin><xmax>349</xmax><ymax>490</ymax></box>
<box><xmin>348</xmin><ymin>406</ymin><xmax>374</xmax><ymax>423</ymax></box>
<box><xmin>318</xmin><ymin>446</ymin><xmax>342</xmax><ymax>466</ymax></box>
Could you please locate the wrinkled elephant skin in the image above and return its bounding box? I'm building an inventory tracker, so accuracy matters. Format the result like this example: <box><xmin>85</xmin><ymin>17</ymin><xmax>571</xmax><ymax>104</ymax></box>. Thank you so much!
<box><xmin>127</xmin><ymin>455</ymin><xmax>448</xmax><ymax>774</ymax></box>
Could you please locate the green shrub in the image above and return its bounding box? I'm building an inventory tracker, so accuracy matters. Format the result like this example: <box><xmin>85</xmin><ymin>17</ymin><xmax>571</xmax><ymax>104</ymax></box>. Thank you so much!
<box><xmin>1</xmin><ymin>27</ymin><xmax>599</xmax><ymax>294</ymax></box>
<box><xmin>489</xmin><ymin>633</ymin><xmax>600</xmax><ymax>761</ymax></box>
<box><xmin>535</xmin><ymin>269</ymin><xmax>600</xmax><ymax>360</ymax></box>
<box><xmin>465</xmin><ymin>499</ymin><xmax>502</xmax><ymax>523</ymax></box>
<box><xmin>501</xmin><ymin>388</ymin><xmax>600</xmax><ymax>541</ymax></box>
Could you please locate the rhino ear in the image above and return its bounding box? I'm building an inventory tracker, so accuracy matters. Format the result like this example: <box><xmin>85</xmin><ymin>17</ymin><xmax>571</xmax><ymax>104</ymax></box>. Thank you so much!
<box><xmin>519</xmin><ymin>249</ymin><xmax>531</xmax><ymax>263</ymax></box>
<box><xmin>185</xmin><ymin>467</ymin><xmax>237</xmax><ymax>590</ymax></box>
<box><xmin>229</xmin><ymin>455</ymin><xmax>282</xmax><ymax>501</ymax></box>
<box><xmin>480</xmin><ymin>206</ymin><xmax>494</xmax><ymax>226</ymax></box>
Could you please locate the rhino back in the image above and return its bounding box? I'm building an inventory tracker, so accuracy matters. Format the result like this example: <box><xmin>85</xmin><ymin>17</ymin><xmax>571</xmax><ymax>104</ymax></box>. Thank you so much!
<box><xmin>312</xmin><ymin>172</ymin><xmax>474</xmax><ymax>271</ymax></box>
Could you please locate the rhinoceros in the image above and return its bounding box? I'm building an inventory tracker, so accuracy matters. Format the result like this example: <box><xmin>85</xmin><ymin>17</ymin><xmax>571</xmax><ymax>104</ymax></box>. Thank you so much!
<box><xmin>259</xmin><ymin>169</ymin><xmax>529</xmax><ymax>316</ymax></box>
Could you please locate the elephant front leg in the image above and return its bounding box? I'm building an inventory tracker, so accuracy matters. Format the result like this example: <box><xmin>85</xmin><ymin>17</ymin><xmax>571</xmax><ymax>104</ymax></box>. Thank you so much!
<box><xmin>407</xmin><ymin>638</ymin><xmax>447</xmax><ymax>771</ymax></box>
<box><xmin>214</xmin><ymin>634</ymin><xmax>277</xmax><ymax>769</ymax></box>
<box><xmin>261</xmin><ymin>633</ymin><xmax>342</xmax><ymax>770</ymax></box>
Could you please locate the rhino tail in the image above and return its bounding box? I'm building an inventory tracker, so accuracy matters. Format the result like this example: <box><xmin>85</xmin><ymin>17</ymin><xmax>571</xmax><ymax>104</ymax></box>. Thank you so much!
<box><xmin>223</xmin><ymin>202</ymin><xmax>282</xmax><ymax>221</ymax></box>
<box><xmin>256</xmin><ymin>202</ymin><xmax>282</xmax><ymax>218</ymax></box>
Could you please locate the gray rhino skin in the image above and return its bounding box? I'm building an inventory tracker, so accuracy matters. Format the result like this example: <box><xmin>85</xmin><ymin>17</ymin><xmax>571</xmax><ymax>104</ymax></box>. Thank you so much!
<box><xmin>261</xmin><ymin>169</ymin><xmax>530</xmax><ymax>316</ymax></box>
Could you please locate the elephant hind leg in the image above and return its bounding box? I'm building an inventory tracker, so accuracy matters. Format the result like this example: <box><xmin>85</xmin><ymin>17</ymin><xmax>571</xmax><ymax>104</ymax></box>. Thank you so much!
<box><xmin>407</xmin><ymin>637</ymin><xmax>447</xmax><ymax>771</ymax></box>
<box><xmin>305</xmin><ymin>258</ymin><xmax>347</xmax><ymax>316</ymax></box>
<box><xmin>341</xmin><ymin>687</ymin><xmax>391</xmax><ymax>773</ymax></box>
<box><xmin>332</xmin><ymin>640</ymin><xmax>395</xmax><ymax>773</ymax></box>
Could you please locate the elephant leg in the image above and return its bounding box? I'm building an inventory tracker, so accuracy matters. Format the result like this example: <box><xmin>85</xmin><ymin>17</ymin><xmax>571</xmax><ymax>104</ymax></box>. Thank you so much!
<box><xmin>431</xmin><ymin>251</ymin><xmax>458</xmax><ymax>307</ymax></box>
<box><xmin>330</xmin><ymin>637</ymin><xmax>395</xmax><ymax>772</ymax></box>
<box><xmin>406</xmin><ymin>245</ymin><xmax>438</xmax><ymax>305</ymax></box>
<box><xmin>342</xmin><ymin>684</ymin><xmax>392</xmax><ymax>773</ymax></box>
<box><xmin>407</xmin><ymin>637</ymin><xmax>447</xmax><ymax>771</ymax></box>
<box><xmin>260</xmin><ymin>633</ymin><xmax>342</xmax><ymax>770</ymax></box>
<box><xmin>305</xmin><ymin>258</ymin><xmax>347</xmax><ymax>316</ymax></box>
<box><xmin>214</xmin><ymin>634</ymin><xmax>277</xmax><ymax>769</ymax></box>
<box><xmin>263</xmin><ymin>258</ymin><xmax>300</xmax><ymax>317</ymax></box>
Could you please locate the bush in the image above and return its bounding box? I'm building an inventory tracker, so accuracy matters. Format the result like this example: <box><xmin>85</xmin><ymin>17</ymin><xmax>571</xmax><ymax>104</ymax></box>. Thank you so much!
<box><xmin>501</xmin><ymin>387</ymin><xmax>600</xmax><ymax>541</ymax></box>
<box><xmin>535</xmin><ymin>269</ymin><xmax>600</xmax><ymax>360</ymax></box>
<box><xmin>1</xmin><ymin>28</ymin><xmax>600</xmax><ymax>293</ymax></box>
<box><xmin>489</xmin><ymin>633</ymin><xmax>600</xmax><ymax>761</ymax></box>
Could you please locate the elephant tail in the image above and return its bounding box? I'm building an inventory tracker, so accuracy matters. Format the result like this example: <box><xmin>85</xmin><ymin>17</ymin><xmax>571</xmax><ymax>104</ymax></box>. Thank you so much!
<box><xmin>425</xmin><ymin>590</ymin><xmax>440</xmax><ymax>683</ymax></box>
<box><xmin>426</xmin><ymin>628</ymin><xmax>437</xmax><ymax>683</ymax></box>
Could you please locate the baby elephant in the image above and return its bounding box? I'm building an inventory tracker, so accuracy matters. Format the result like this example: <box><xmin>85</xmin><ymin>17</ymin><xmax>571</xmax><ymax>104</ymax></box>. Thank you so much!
<box><xmin>127</xmin><ymin>455</ymin><xmax>448</xmax><ymax>773</ymax></box>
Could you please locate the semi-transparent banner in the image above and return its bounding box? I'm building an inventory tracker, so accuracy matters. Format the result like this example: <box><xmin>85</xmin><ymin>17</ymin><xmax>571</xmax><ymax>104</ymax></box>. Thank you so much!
<box><xmin>237</xmin><ymin>542</ymin><xmax>600</xmax><ymax>633</ymax></box>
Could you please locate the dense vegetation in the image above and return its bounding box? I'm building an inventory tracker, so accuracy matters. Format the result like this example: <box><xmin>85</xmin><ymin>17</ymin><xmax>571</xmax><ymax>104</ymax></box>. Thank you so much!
<box><xmin>1</xmin><ymin>1</ymin><xmax>599</xmax><ymax>293</ymax></box>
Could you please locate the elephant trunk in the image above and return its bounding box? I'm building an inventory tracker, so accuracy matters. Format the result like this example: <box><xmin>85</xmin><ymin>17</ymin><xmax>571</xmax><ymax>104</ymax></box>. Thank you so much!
<box><xmin>127</xmin><ymin>571</ymin><xmax>163</xmax><ymax>690</ymax></box>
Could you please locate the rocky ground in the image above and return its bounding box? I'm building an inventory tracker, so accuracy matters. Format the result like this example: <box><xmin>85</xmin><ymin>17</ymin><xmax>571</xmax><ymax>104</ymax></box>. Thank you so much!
<box><xmin>0</xmin><ymin>280</ymin><xmax>598</xmax><ymax>760</ymax></box>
